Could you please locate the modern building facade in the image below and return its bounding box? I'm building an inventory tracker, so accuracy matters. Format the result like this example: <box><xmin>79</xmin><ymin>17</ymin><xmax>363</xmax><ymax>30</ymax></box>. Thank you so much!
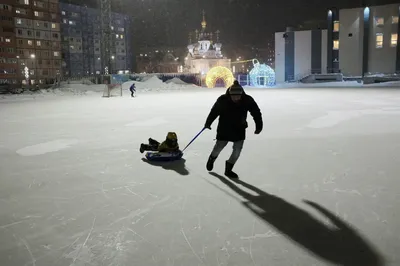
<box><xmin>275</xmin><ymin>29</ymin><xmax>328</xmax><ymax>83</ymax></box>
<box><xmin>59</xmin><ymin>3</ymin><xmax>133</xmax><ymax>77</ymax></box>
<box><xmin>330</xmin><ymin>3</ymin><xmax>400</xmax><ymax>77</ymax></box>
<box><xmin>275</xmin><ymin>3</ymin><xmax>400</xmax><ymax>83</ymax></box>
<box><xmin>0</xmin><ymin>0</ymin><xmax>61</xmax><ymax>86</ymax></box>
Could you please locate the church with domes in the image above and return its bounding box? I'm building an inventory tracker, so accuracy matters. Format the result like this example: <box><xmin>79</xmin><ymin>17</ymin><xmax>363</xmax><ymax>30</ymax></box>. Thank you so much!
<box><xmin>184</xmin><ymin>11</ymin><xmax>231</xmax><ymax>74</ymax></box>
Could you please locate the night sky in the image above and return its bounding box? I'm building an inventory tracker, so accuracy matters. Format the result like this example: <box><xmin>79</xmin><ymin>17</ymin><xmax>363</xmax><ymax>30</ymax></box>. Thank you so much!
<box><xmin>65</xmin><ymin>0</ymin><xmax>399</xmax><ymax>48</ymax></box>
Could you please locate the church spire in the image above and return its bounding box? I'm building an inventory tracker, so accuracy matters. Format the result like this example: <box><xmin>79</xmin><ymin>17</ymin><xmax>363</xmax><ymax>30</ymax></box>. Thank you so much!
<box><xmin>201</xmin><ymin>10</ymin><xmax>207</xmax><ymax>30</ymax></box>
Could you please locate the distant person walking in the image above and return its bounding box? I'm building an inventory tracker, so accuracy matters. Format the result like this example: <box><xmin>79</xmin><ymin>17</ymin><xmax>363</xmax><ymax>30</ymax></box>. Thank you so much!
<box><xmin>130</xmin><ymin>83</ymin><xmax>136</xmax><ymax>97</ymax></box>
<box><xmin>204</xmin><ymin>80</ymin><xmax>263</xmax><ymax>178</ymax></box>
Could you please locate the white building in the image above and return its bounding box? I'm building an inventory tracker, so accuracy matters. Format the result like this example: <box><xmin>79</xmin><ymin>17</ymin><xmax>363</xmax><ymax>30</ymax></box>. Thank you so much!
<box><xmin>274</xmin><ymin>3</ymin><xmax>400</xmax><ymax>83</ymax></box>
<box><xmin>184</xmin><ymin>12</ymin><xmax>231</xmax><ymax>74</ymax></box>
<box><xmin>275</xmin><ymin>28</ymin><xmax>328</xmax><ymax>83</ymax></box>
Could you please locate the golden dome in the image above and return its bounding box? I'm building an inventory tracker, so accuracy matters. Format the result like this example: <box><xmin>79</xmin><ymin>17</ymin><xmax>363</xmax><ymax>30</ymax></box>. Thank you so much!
<box><xmin>201</xmin><ymin>10</ymin><xmax>206</xmax><ymax>29</ymax></box>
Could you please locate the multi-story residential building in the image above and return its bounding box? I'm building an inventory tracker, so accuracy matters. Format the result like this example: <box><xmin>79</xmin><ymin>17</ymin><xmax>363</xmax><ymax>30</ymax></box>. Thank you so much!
<box><xmin>59</xmin><ymin>3</ymin><xmax>133</xmax><ymax>77</ymax></box>
<box><xmin>13</xmin><ymin>0</ymin><xmax>61</xmax><ymax>86</ymax></box>
<box><xmin>0</xmin><ymin>1</ymin><xmax>18</xmax><ymax>86</ymax></box>
<box><xmin>274</xmin><ymin>3</ymin><xmax>400</xmax><ymax>83</ymax></box>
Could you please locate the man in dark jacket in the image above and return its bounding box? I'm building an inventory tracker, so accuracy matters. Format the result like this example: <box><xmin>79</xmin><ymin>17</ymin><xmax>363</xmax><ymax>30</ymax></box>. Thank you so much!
<box><xmin>204</xmin><ymin>80</ymin><xmax>263</xmax><ymax>178</ymax></box>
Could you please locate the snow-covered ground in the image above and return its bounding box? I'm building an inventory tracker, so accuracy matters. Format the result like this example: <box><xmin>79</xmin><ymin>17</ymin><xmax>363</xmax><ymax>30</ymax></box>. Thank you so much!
<box><xmin>1</xmin><ymin>81</ymin><xmax>400</xmax><ymax>266</ymax></box>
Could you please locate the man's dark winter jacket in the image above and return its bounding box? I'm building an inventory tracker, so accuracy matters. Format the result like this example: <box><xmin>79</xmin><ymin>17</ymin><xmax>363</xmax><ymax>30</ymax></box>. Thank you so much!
<box><xmin>205</xmin><ymin>89</ymin><xmax>263</xmax><ymax>142</ymax></box>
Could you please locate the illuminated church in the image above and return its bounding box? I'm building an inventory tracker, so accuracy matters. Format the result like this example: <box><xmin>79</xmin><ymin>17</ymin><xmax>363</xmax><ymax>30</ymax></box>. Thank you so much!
<box><xmin>184</xmin><ymin>11</ymin><xmax>231</xmax><ymax>74</ymax></box>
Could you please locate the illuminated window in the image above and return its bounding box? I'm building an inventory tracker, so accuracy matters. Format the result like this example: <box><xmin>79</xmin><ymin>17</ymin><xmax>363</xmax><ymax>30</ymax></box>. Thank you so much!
<box><xmin>16</xmin><ymin>18</ymin><xmax>22</xmax><ymax>25</ymax></box>
<box><xmin>63</xmin><ymin>19</ymin><xmax>67</xmax><ymax>24</ymax></box>
<box><xmin>54</xmin><ymin>51</ymin><xmax>59</xmax><ymax>56</ymax></box>
<box><xmin>333</xmin><ymin>21</ymin><xmax>339</xmax><ymax>32</ymax></box>
<box><xmin>5</xmin><ymin>38</ymin><xmax>10</xmax><ymax>42</ymax></box>
<box><xmin>36</xmin><ymin>41</ymin><xmax>41</xmax><ymax>46</ymax></box>
<box><xmin>34</xmin><ymin>11</ymin><xmax>39</xmax><ymax>17</ymax></box>
<box><xmin>51</xmin><ymin>23</ymin><xmax>56</xmax><ymax>29</ymax></box>
<box><xmin>391</xmin><ymin>33</ymin><xmax>397</xmax><ymax>47</ymax></box>
<box><xmin>28</xmin><ymin>40</ymin><xmax>33</xmax><ymax>46</ymax></box>
<box><xmin>62</xmin><ymin>11</ymin><xmax>65</xmax><ymax>15</ymax></box>
<box><xmin>16</xmin><ymin>9</ymin><xmax>20</xmax><ymax>14</ymax></box>
<box><xmin>333</xmin><ymin>40</ymin><xmax>339</xmax><ymax>50</ymax></box>
<box><xmin>375</xmin><ymin>17</ymin><xmax>384</xmax><ymax>26</ymax></box>
<box><xmin>120</xmin><ymin>35</ymin><xmax>124</xmax><ymax>39</ymax></box>
<box><xmin>392</xmin><ymin>16</ymin><xmax>399</xmax><ymax>24</ymax></box>
<box><xmin>376</xmin><ymin>33</ymin><xmax>383</xmax><ymax>48</ymax></box>
<box><xmin>24</xmin><ymin>0</ymin><xmax>29</xmax><ymax>4</ymax></box>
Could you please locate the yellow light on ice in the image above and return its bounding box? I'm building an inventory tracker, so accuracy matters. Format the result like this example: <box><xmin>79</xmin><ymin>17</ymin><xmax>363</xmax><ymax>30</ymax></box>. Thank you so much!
<box><xmin>205</xmin><ymin>66</ymin><xmax>235</xmax><ymax>88</ymax></box>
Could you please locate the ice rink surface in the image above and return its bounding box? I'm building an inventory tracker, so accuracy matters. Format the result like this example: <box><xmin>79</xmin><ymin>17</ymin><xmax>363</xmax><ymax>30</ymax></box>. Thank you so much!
<box><xmin>1</xmin><ymin>87</ymin><xmax>400</xmax><ymax>265</ymax></box>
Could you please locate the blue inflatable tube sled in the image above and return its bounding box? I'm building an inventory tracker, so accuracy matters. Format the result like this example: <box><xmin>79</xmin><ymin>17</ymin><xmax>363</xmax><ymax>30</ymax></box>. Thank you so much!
<box><xmin>145</xmin><ymin>151</ymin><xmax>183</xmax><ymax>162</ymax></box>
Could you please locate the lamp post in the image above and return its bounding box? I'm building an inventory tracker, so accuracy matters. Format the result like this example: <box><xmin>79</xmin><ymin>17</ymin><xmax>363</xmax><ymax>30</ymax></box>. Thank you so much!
<box><xmin>111</xmin><ymin>55</ymin><xmax>115</xmax><ymax>74</ymax></box>
<box><xmin>30</xmin><ymin>54</ymin><xmax>36</xmax><ymax>88</ymax></box>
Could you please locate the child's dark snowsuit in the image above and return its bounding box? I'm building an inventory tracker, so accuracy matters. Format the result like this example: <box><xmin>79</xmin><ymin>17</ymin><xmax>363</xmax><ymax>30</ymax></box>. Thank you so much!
<box><xmin>130</xmin><ymin>84</ymin><xmax>136</xmax><ymax>97</ymax></box>
<box><xmin>140</xmin><ymin>132</ymin><xmax>180</xmax><ymax>153</ymax></box>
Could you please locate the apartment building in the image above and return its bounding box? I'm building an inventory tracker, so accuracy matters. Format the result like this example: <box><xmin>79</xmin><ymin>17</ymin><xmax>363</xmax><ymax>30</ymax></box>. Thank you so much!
<box><xmin>0</xmin><ymin>1</ymin><xmax>18</xmax><ymax>86</ymax></box>
<box><xmin>13</xmin><ymin>0</ymin><xmax>61</xmax><ymax>86</ymax></box>
<box><xmin>60</xmin><ymin>3</ymin><xmax>133</xmax><ymax>77</ymax></box>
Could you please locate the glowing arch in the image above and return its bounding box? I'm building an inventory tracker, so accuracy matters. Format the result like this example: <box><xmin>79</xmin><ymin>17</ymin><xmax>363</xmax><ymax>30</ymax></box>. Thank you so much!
<box><xmin>205</xmin><ymin>66</ymin><xmax>235</xmax><ymax>88</ymax></box>
<box><xmin>249</xmin><ymin>59</ymin><xmax>276</xmax><ymax>87</ymax></box>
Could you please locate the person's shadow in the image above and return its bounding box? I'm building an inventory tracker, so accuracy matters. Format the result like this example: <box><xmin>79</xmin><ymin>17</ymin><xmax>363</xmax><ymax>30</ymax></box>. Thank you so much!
<box><xmin>209</xmin><ymin>172</ymin><xmax>384</xmax><ymax>266</ymax></box>
<box><xmin>141</xmin><ymin>158</ymin><xmax>189</xmax><ymax>176</ymax></box>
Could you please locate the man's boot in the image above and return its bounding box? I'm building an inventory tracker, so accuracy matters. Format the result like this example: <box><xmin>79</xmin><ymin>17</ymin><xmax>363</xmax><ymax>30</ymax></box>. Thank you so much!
<box><xmin>225</xmin><ymin>161</ymin><xmax>238</xmax><ymax>179</ymax></box>
<box><xmin>206</xmin><ymin>155</ymin><xmax>217</xmax><ymax>171</ymax></box>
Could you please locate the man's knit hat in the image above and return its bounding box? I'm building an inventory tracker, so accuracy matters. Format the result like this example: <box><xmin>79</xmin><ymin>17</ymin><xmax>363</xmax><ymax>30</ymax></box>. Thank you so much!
<box><xmin>228</xmin><ymin>80</ymin><xmax>243</xmax><ymax>95</ymax></box>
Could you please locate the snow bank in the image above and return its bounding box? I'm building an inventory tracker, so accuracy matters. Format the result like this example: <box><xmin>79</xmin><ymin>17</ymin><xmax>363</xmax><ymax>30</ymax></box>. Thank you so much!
<box><xmin>122</xmin><ymin>75</ymin><xmax>200</xmax><ymax>93</ymax></box>
<box><xmin>165</xmin><ymin>77</ymin><xmax>189</xmax><ymax>85</ymax></box>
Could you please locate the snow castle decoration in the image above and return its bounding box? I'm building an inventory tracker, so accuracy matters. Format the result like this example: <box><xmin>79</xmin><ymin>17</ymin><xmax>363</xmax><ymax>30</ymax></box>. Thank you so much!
<box><xmin>185</xmin><ymin>11</ymin><xmax>231</xmax><ymax>78</ymax></box>
<box><xmin>249</xmin><ymin>59</ymin><xmax>276</xmax><ymax>87</ymax></box>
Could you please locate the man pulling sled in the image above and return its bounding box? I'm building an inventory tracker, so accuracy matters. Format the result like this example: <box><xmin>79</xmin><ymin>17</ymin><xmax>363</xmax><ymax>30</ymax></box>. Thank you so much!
<box><xmin>139</xmin><ymin>80</ymin><xmax>263</xmax><ymax>178</ymax></box>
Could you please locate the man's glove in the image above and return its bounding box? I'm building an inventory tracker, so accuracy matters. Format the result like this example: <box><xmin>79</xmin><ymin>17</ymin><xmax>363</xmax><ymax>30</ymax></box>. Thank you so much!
<box><xmin>254</xmin><ymin>128</ymin><xmax>262</xmax><ymax>134</ymax></box>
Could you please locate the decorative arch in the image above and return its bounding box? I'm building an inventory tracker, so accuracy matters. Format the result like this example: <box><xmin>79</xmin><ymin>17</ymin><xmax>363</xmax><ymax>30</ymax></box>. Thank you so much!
<box><xmin>205</xmin><ymin>66</ymin><xmax>235</xmax><ymax>88</ymax></box>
